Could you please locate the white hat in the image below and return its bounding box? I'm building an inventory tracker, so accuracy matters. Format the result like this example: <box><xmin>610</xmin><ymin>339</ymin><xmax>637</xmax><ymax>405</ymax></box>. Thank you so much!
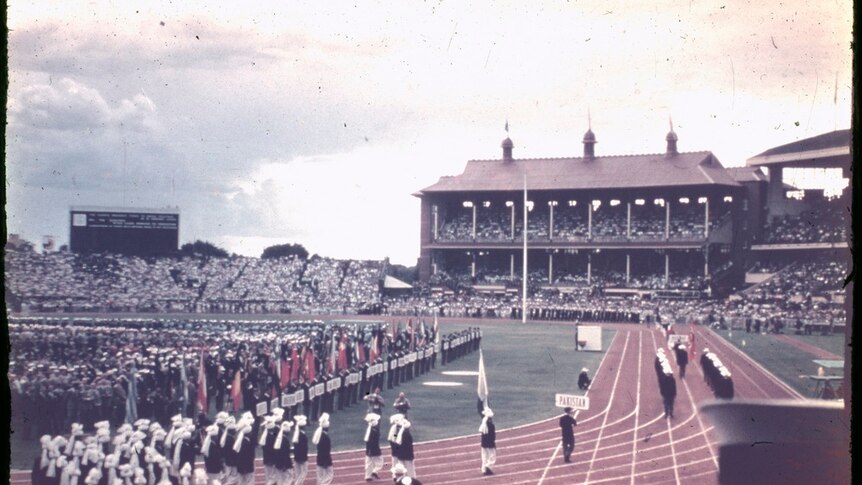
<box><xmin>580</xmin><ymin>368</ymin><xmax>589</xmax><ymax>373</ymax></box>
<box><xmin>392</xmin><ymin>463</ymin><xmax>407</xmax><ymax>476</ymax></box>
<box><xmin>364</xmin><ymin>413</ymin><xmax>381</xmax><ymax>424</ymax></box>
<box><xmin>319</xmin><ymin>413</ymin><xmax>330</xmax><ymax>428</ymax></box>
<box><xmin>482</xmin><ymin>407</ymin><xmax>494</xmax><ymax>418</ymax></box>
<box><xmin>215</xmin><ymin>412</ymin><xmax>229</xmax><ymax>424</ymax></box>
<box><xmin>280</xmin><ymin>421</ymin><xmax>293</xmax><ymax>432</ymax></box>
<box><xmin>294</xmin><ymin>415</ymin><xmax>308</xmax><ymax>427</ymax></box>
<box><xmin>389</xmin><ymin>413</ymin><xmax>404</xmax><ymax>425</ymax></box>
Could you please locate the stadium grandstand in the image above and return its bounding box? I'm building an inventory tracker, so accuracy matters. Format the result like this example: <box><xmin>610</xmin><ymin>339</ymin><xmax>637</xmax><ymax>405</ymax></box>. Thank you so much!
<box><xmin>414</xmin><ymin>125</ymin><xmax>744</xmax><ymax>300</ymax></box>
<box><xmin>4</xmin><ymin>129</ymin><xmax>849</xmax><ymax>326</ymax></box>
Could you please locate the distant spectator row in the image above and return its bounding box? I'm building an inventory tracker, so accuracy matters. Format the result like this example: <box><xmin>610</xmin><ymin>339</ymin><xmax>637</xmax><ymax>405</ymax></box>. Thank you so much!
<box><xmin>4</xmin><ymin>251</ymin><xmax>383</xmax><ymax>314</ymax></box>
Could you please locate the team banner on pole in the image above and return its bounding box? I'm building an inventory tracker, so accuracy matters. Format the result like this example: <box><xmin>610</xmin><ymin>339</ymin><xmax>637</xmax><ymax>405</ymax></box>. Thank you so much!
<box><xmin>555</xmin><ymin>393</ymin><xmax>589</xmax><ymax>410</ymax></box>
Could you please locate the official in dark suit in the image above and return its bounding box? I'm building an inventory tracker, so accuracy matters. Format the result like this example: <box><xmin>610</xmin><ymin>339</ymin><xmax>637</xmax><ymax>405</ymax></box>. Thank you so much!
<box><xmin>559</xmin><ymin>407</ymin><xmax>577</xmax><ymax>463</ymax></box>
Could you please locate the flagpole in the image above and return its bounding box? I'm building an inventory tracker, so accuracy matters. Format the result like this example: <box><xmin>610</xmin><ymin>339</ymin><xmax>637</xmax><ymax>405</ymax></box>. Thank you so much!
<box><xmin>522</xmin><ymin>173</ymin><xmax>528</xmax><ymax>323</ymax></box>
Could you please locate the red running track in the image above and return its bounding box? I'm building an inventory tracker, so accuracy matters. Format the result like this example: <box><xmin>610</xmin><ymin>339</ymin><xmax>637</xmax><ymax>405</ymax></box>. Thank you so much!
<box><xmin>11</xmin><ymin>324</ymin><xmax>803</xmax><ymax>484</ymax></box>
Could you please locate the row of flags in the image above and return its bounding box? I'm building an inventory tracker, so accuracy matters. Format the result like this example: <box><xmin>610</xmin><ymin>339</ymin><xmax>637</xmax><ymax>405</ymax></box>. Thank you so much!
<box><xmin>127</xmin><ymin>316</ymin><xmax>449</xmax><ymax>421</ymax></box>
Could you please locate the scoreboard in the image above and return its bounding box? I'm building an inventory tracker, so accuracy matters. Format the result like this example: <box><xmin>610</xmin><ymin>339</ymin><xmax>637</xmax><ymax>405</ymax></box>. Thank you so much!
<box><xmin>69</xmin><ymin>207</ymin><xmax>179</xmax><ymax>255</ymax></box>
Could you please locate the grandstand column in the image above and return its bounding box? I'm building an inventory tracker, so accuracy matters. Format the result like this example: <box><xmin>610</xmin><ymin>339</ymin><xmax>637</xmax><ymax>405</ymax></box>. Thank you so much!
<box><xmin>548</xmin><ymin>201</ymin><xmax>557</xmax><ymax>240</ymax></box>
<box><xmin>704</xmin><ymin>197</ymin><xmax>710</xmax><ymax>238</ymax></box>
<box><xmin>508</xmin><ymin>201</ymin><xmax>515</xmax><ymax>240</ymax></box>
<box><xmin>419</xmin><ymin>196</ymin><xmax>433</xmax><ymax>282</ymax></box>
<box><xmin>626</xmin><ymin>253</ymin><xmax>630</xmax><ymax>284</ymax></box>
<box><xmin>472</xmin><ymin>204</ymin><xmax>477</xmax><ymax>241</ymax></box>
<box><xmin>587</xmin><ymin>253</ymin><xmax>592</xmax><ymax>285</ymax></box>
<box><xmin>510</xmin><ymin>253</ymin><xmax>514</xmax><ymax>279</ymax></box>
<box><xmin>665</xmin><ymin>201</ymin><xmax>671</xmax><ymax>239</ymax></box>
<box><xmin>587</xmin><ymin>203</ymin><xmax>593</xmax><ymax>239</ymax></box>
<box><xmin>704</xmin><ymin>246</ymin><xmax>709</xmax><ymax>276</ymax></box>
<box><xmin>665</xmin><ymin>253</ymin><xmax>670</xmax><ymax>286</ymax></box>
<box><xmin>626</xmin><ymin>202</ymin><xmax>632</xmax><ymax>239</ymax></box>
<box><xmin>432</xmin><ymin>205</ymin><xmax>438</xmax><ymax>241</ymax></box>
<box><xmin>548</xmin><ymin>251</ymin><xmax>553</xmax><ymax>284</ymax></box>
<box><xmin>471</xmin><ymin>252</ymin><xmax>476</xmax><ymax>278</ymax></box>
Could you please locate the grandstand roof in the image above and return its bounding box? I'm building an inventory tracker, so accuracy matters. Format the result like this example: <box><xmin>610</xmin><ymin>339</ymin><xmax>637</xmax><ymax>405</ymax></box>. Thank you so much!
<box><xmin>746</xmin><ymin>129</ymin><xmax>851</xmax><ymax>168</ymax></box>
<box><xmin>727</xmin><ymin>166</ymin><xmax>768</xmax><ymax>183</ymax></box>
<box><xmin>418</xmin><ymin>151</ymin><xmax>739</xmax><ymax>194</ymax></box>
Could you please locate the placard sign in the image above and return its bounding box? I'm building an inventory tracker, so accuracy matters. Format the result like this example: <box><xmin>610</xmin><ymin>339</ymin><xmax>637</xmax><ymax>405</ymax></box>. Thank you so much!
<box><xmin>314</xmin><ymin>383</ymin><xmax>325</xmax><ymax>397</ymax></box>
<box><xmin>282</xmin><ymin>393</ymin><xmax>294</xmax><ymax>407</ymax></box>
<box><xmin>327</xmin><ymin>378</ymin><xmax>340</xmax><ymax>392</ymax></box>
<box><xmin>293</xmin><ymin>390</ymin><xmax>305</xmax><ymax>404</ymax></box>
<box><xmin>256</xmin><ymin>401</ymin><xmax>268</xmax><ymax>416</ymax></box>
<box><xmin>555</xmin><ymin>393</ymin><xmax>589</xmax><ymax>410</ymax></box>
<box><xmin>270</xmin><ymin>398</ymin><xmax>280</xmax><ymax>411</ymax></box>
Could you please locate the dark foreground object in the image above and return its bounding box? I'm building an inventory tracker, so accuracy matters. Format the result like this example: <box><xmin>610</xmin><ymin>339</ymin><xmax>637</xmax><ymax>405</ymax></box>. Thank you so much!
<box><xmin>700</xmin><ymin>399</ymin><xmax>849</xmax><ymax>485</ymax></box>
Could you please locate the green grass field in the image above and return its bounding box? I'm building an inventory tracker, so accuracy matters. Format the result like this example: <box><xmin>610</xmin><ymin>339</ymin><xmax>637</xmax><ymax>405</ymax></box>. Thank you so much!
<box><xmin>714</xmin><ymin>330</ymin><xmax>840</xmax><ymax>398</ymax></box>
<box><xmin>785</xmin><ymin>333</ymin><xmax>846</xmax><ymax>357</ymax></box>
<box><xmin>9</xmin><ymin>320</ymin><xmax>614</xmax><ymax>470</ymax></box>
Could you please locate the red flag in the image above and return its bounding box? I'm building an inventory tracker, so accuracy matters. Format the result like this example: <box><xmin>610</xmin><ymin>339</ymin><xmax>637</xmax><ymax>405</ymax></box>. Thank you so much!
<box><xmin>290</xmin><ymin>346</ymin><xmax>301</xmax><ymax>383</ymax></box>
<box><xmin>231</xmin><ymin>370</ymin><xmax>243</xmax><ymax>413</ymax></box>
<box><xmin>305</xmin><ymin>346</ymin><xmax>316</xmax><ymax>382</ymax></box>
<box><xmin>197</xmin><ymin>351</ymin><xmax>207</xmax><ymax>414</ymax></box>
<box><xmin>369</xmin><ymin>333</ymin><xmax>379</xmax><ymax>362</ymax></box>
<box><xmin>356</xmin><ymin>340</ymin><xmax>366</xmax><ymax>365</ymax></box>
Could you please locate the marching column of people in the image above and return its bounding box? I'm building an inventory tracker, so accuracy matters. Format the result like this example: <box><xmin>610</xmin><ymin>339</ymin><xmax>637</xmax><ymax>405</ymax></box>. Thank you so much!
<box><xmin>700</xmin><ymin>348</ymin><xmax>735</xmax><ymax>399</ymax></box>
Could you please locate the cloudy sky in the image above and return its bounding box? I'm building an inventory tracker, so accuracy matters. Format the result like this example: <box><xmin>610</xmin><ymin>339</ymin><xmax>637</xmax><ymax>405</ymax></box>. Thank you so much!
<box><xmin>6</xmin><ymin>1</ymin><xmax>853</xmax><ymax>264</ymax></box>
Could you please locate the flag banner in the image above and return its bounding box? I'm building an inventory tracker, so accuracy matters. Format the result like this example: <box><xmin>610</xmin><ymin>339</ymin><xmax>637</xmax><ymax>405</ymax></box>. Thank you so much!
<box><xmin>337</xmin><ymin>337</ymin><xmax>348</xmax><ymax>372</ymax></box>
<box><xmin>180</xmin><ymin>355</ymin><xmax>188</xmax><ymax>417</ymax></box>
<box><xmin>357</xmin><ymin>340</ymin><xmax>366</xmax><ymax>365</ymax></box>
<box><xmin>477</xmin><ymin>349</ymin><xmax>489</xmax><ymax>415</ymax></box>
<box><xmin>231</xmin><ymin>370</ymin><xmax>243</xmax><ymax>413</ymax></box>
<box><xmin>290</xmin><ymin>346</ymin><xmax>300</xmax><ymax>384</ymax></box>
<box><xmin>197</xmin><ymin>351</ymin><xmax>208</xmax><ymax>414</ymax></box>
<box><xmin>370</xmin><ymin>333</ymin><xmax>379</xmax><ymax>362</ymax></box>
<box><xmin>408</xmin><ymin>319</ymin><xmax>415</xmax><ymax>350</ymax></box>
<box><xmin>280</xmin><ymin>356</ymin><xmax>291</xmax><ymax>390</ymax></box>
<box><xmin>305</xmin><ymin>347</ymin><xmax>316</xmax><ymax>383</ymax></box>
<box><xmin>125</xmin><ymin>366</ymin><xmax>138</xmax><ymax>424</ymax></box>
<box><xmin>328</xmin><ymin>333</ymin><xmax>338</xmax><ymax>374</ymax></box>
